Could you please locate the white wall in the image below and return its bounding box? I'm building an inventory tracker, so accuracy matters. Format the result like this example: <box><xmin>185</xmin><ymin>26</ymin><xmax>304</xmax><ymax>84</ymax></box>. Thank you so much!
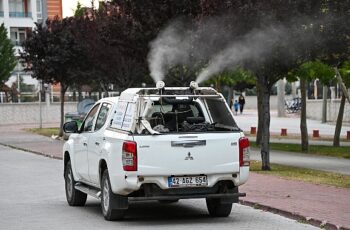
<box><xmin>0</xmin><ymin>102</ymin><xmax>77</xmax><ymax>124</ymax></box>
<box><xmin>240</xmin><ymin>95</ymin><xmax>278</xmax><ymax>110</ymax></box>
<box><xmin>306</xmin><ymin>99</ymin><xmax>350</xmax><ymax>123</ymax></box>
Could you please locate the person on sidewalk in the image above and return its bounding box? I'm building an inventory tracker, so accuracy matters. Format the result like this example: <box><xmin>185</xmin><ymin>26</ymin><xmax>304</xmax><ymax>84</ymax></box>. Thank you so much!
<box><xmin>233</xmin><ymin>100</ymin><xmax>239</xmax><ymax>115</ymax></box>
<box><xmin>238</xmin><ymin>95</ymin><xmax>245</xmax><ymax>114</ymax></box>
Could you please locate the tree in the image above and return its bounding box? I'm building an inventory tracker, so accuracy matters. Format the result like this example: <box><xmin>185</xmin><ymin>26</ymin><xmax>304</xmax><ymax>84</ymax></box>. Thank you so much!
<box><xmin>333</xmin><ymin>61</ymin><xmax>350</xmax><ymax>146</ymax></box>
<box><xmin>293</xmin><ymin>61</ymin><xmax>333</xmax><ymax>152</ymax></box>
<box><xmin>308</xmin><ymin>1</ymin><xmax>350</xmax><ymax>146</ymax></box>
<box><xmin>23</xmin><ymin>18</ymin><xmax>90</xmax><ymax>136</ymax></box>
<box><xmin>204</xmin><ymin>69</ymin><xmax>255</xmax><ymax>106</ymax></box>
<box><xmin>0</xmin><ymin>23</ymin><xmax>17</xmax><ymax>83</ymax></box>
<box><xmin>74</xmin><ymin>1</ymin><xmax>84</xmax><ymax>17</ymax></box>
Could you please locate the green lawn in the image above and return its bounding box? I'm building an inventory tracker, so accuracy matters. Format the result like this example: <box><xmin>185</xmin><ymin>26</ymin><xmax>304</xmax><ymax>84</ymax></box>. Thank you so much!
<box><xmin>250</xmin><ymin>142</ymin><xmax>350</xmax><ymax>159</ymax></box>
<box><xmin>250</xmin><ymin>161</ymin><xmax>350</xmax><ymax>189</ymax></box>
<box><xmin>25</xmin><ymin>128</ymin><xmax>59</xmax><ymax>137</ymax></box>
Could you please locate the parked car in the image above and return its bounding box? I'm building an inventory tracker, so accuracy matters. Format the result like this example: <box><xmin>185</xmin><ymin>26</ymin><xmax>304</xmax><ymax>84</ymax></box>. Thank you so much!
<box><xmin>63</xmin><ymin>81</ymin><xmax>250</xmax><ymax>220</ymax></box>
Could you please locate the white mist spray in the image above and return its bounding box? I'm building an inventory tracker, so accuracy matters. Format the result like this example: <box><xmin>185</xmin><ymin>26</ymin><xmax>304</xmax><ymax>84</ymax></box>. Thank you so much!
<box><xmin>196</xmin><ymin>26</ymin><xmax>286</xmax><ymax>84</ymax></box>
<box><xmin>147</xmin><ymin>20</ymin><xmax>192</xmax><ymax>83</ymax></box>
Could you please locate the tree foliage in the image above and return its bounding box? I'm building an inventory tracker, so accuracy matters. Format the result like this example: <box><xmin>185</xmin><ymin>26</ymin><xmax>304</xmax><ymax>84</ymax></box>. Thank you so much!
<box><xmin>205</xmin><ymin>69</ymin><xmax>256</xmax><ymax>92</ymax></box>
<box><xmin>295</xmin><ymin>60</ymin><xmax>334</xmax><ymax>84</ymax></box>
<box><xmin>23</xmin><ymin>18</ymin><xmax>89</xmax><ymax>90</ymax></box>
<box><xmin>23</xmin><ymin>17</ymin><xmax>90</xmax><ymax>136</ymax></box>
<box><xmin>0</xmin><ymin>23</ymin><xmax>17</xmax><ymax>83</ymax></box>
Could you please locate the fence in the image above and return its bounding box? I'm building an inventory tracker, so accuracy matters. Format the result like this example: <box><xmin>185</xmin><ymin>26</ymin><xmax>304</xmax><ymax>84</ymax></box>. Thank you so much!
<box><xmin>0</xmin><ymin>102</ymin><xmax>78</xmax><ymax>125</ymax></box>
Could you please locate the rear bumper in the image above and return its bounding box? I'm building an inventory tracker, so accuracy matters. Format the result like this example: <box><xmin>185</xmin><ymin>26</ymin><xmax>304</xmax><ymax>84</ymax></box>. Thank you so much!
<box><xmin>128</xmin><ymin>180</ymin><xmax>244</xmax><ymax>203</ymax></box>
<box><xmin>129</xmin><ymin>192</ymin><xmax>246</xmax><ymax>201</ymax></box>
<box><xmin>110</xmin><ymin>173</ymin><xmax>244</xmax><ymax>195</ymax></box>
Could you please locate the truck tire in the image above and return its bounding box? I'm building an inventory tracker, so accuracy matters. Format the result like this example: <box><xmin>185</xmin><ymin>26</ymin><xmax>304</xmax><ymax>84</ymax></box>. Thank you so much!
<box><xmin>206</xmin><ymin>198</ymin><xmax>232</xmax><ymax>217</ymax></box>
<box><xmin>101</xmin><ymin>169</ymin><xmax>126</xmax><ymax>221</ymax></box>
<box><xmin>64</xmin><ymin>161</ymin><xmax>87</xmax><ymax>206</ymax></box>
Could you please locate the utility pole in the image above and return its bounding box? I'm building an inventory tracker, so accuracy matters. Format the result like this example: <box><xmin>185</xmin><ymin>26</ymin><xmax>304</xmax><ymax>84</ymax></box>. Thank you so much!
<box><xmin>39</xmin><ymin>81</ymin><xmax>42</xmax><ymax>129</ymax></box>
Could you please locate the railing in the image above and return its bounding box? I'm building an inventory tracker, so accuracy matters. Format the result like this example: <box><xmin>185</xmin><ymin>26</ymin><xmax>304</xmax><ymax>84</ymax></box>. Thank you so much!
<box><xmin>0</xmin><ymin>11</ymin><xmax>4</xmax><ymax>17</ymax></box>
<box><xmin>9</xmin><ymin>12</ymin><xmax>32</xmax><ymax>18</ymax></box>
<box><xmin>11</xmin><ymin>40</ymin><xmax>23</xmax><ymax>46</ymax></box>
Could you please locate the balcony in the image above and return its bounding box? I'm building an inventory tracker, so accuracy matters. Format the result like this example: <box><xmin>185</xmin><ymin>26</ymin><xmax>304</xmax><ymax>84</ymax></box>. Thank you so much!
<box><xmin>9</xmin><ymin>12</ymin><xmax>32</xmax><ymax>18</ymax></box>
<box><xmin>11</xmin><ymin>40</ymin><xmax>23</xmax><ymax>46</ymax></box>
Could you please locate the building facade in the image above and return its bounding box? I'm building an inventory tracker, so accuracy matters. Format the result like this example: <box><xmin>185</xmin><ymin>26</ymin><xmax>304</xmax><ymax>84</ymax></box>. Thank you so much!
<box><xmin>0</xmin><ymin>0</ymin><xmax>62</xmax><ymax>103</ymax></box>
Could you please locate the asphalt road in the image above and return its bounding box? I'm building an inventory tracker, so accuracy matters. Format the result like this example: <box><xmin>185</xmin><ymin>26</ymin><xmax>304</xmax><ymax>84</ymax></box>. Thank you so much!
<box><xmin>0</xmin><ymin>145</ymin><xmax>319</xmax><ymax>230</ymax></box>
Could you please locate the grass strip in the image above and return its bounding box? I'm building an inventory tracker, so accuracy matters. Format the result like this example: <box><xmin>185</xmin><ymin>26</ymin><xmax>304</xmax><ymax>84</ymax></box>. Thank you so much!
<box><xmin>250</xmin><ymin>160</ymin><xmax>350</xmax><ymax>189</ymax></box>
<box><xmin>251</xmin><ymin>142</ymin><xmax>350</xmax><ymax>159</ymax></box>
<box><xmin>25</xmin><ymin>128</ymin><xmax>59</xmax><ymax>138</ymax></box>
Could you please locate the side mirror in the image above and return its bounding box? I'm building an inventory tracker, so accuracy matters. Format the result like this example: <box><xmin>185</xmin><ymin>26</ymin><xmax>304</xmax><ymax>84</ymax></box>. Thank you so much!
<box><xmin>63</xmin><ymin>121</ymin><xmax>79</xmax><ymax>133</ymax></box>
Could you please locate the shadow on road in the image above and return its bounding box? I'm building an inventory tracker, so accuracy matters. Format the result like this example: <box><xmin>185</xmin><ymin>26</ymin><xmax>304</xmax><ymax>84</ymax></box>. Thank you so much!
<box><xmin>82</xmin><ymin>200</ymin><xmax>237</xmax><ymax>225</ymax></box>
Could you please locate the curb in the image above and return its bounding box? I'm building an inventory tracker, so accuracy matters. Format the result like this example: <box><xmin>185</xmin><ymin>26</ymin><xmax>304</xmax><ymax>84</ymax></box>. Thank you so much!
<box><xmin>0</xmin><ymin>142</ymin><xmax>62</xmax><ymax>160</ymax></box>
<box><xmin>240</xmin><ymin>200</ymin><xmax>349</xmax><ymax>230</ymax></box>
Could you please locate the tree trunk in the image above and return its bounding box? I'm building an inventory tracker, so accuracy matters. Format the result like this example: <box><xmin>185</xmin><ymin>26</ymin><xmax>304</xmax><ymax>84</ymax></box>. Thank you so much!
<box><xmin>78</xmin><ymin>87</ymin><xmax>82</xmax><ymax>102</ymax></box>
<box><xmin>335</xmin><ymin>68</ymin><xmax>350</xmax><ymax>104</ymax></box>
<box><xmin>257</xmin><ymin>76</ymin><xmax>271</xmax><ymax>171</ymax></box>
<box><xmin>321</xmin><ymin>85</ymin><xmax>328</xmax><ymax>123</ymax></box>
<box><xmin>300</xmin><ymin>78</ymin><xmax>308</xmax><ymax>152</ymax></box>
<box><xmin>59</xmin><ymin>83</ymin><xmax>67</xmax><ymax>137</ymax></box>
<box><xmin>100</xmin><ymin>82</ymin><xmax>109</xmax><ymax>98</ymax></box>
<box><xmin>260</xmin><ymin>87</ymin><xmax>271</xmax><ymax>170</ymax></box>
<box><xmin>256</xmin><ymin>82</ymin><xmax>263</xmax><ymax>146</ymax></box>
<box><xmin>333</xmin><ymin>94</ymin><xmax>346</xmax><ymax>147</ymax></box>
<box><xmin>228</xmin><ymin>87</ymin><xmax>234</xmax><ymax>109</ymax></box>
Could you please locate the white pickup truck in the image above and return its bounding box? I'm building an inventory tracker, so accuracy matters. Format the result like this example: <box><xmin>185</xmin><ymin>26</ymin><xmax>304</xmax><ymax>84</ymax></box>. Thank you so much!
<box><xmin>63</xmin><ymin>81</ymin><xmax>250</xmax><ymax>221</ymax></box>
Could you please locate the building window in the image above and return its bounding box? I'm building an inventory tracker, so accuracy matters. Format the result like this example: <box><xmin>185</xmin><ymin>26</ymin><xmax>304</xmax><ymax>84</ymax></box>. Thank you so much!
<box><xmin>0</xmin><ymin>0</ymin><xmax>4</xmax><ymax>17</ymax></box>
<box><xmin>10</xmin><ymin>28</ymin><xmax>27</xmax><ymax>46</ymax></box>
<box><xmin>9</xmin><ymin>0</ymin><xmax>32</xmax><ymax>18</ymax></box>
<box><xmin>36</xmin><ymin>0</ymin><xmax>42</xmax><ymax>19</ymax></box>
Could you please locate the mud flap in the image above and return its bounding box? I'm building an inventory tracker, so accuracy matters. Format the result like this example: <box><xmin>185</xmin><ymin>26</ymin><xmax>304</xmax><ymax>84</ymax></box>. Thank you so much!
<box><xmin>110</xmin><ymin>193</ymin><xmax>129</xmax><ymax>210</ymax></box>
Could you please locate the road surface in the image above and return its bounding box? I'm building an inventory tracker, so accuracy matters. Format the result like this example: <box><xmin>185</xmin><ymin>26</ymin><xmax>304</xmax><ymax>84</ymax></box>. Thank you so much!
<box><xmin>0</xmin><ymin>145</ymin><xmax>319</xmax><ymax>230</ymax></box>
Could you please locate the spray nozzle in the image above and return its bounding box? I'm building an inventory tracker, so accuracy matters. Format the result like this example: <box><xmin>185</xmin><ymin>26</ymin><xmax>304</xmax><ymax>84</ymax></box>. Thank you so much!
<box><xmin>156</xmin><ymin>81</ymin><xmax>165</xmax><ymax>90</ymax></box>
<box><xmin>189</xmin><ymin>81</ymin><xmax>199</xmax><ymax>91</ymax></box>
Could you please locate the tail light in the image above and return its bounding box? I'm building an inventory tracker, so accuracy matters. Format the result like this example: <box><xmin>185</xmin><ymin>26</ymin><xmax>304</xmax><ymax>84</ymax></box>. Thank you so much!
<box><xmin>239</xmin><ymin>137</ymin><xmax>250</xmax><ymax>167</ymax></box>
<box><xmin>122</xmin><ymin>141</ymin><xmax>137</xmax><ymax>171</ymax></box>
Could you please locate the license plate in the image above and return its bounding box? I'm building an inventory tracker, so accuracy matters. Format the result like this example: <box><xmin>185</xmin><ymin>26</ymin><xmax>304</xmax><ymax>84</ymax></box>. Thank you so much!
<box><xmin>168</xmin><ymin>175</ymin><xmax>208</xmax><ymax>188</ymax></box>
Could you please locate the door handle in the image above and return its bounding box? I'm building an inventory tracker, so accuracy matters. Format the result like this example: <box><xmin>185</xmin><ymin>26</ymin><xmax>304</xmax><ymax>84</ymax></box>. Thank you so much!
<box><xmin>95</xmin><ymin>142</ymin><xmax>100</xmax><ymax>146</ymax></box>
<box><xmin>83</xmin><ymin>142</ymin><xmax>87</xmax><ymax>146</ymax></box>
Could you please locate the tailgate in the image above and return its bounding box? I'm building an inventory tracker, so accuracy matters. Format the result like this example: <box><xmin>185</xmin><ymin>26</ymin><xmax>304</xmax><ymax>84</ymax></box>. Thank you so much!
<box><xmin>133</xmin><ymin>132</ymin><xmax>241</xmax><ymax>176</ymax></box>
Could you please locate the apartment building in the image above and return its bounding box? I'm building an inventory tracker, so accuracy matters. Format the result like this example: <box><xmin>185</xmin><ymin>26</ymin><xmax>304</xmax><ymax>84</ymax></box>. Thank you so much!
<box><xmin>0</xmin><ymin>0</ymin><xmax>62</xmax><ymax>103</ymax></box>
<box><xmin>0</xmin><ymin>0</ymin><xmax>62</xmax><ymax>50</ymax></box>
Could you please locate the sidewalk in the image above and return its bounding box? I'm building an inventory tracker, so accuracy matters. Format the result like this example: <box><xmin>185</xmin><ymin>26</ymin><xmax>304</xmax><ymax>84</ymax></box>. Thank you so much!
<box><xmin>235</xmin><ymin>109</ymin><xmax>350</xmax><ymax>143</ymax></box>
<box><xmin>1</xmin><ymin>124</ymin><xmax>350</xmax><ymax>229</ymax></box>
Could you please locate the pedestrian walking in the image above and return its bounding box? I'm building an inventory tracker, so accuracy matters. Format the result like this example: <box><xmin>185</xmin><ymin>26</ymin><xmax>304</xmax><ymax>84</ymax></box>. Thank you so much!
<box><xmin>238</xmin><ymin>95</ymin><xmax>245</xmax><ymax>114</ymax></box>
<box><xmin>233</xmin><ymin>100</ymin><xmax>239</xmax><ymax>115</ymax></box>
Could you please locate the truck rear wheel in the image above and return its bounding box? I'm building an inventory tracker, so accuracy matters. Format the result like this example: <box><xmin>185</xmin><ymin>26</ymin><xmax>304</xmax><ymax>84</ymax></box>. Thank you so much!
<box><xmin>101</xmin><ymin>170</ymin><xmax>126</xmax><ymax>221</ymax></box>
<box><xmin>64</xmin><ymin>161</ymin><xmax>87</xmax><ymax>206</ymax></box>
<box><xmin>206</xmin><ymin>198</ymin><xmax>232</xmax><ymax>217</ymax></box>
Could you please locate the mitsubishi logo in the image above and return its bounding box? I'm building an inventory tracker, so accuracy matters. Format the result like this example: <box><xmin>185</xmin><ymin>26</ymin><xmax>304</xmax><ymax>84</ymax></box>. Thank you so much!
<box><xmin>185</xmin><ymin>152</ymin><xmax>194</xmax><ymax>160</ymax></box>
